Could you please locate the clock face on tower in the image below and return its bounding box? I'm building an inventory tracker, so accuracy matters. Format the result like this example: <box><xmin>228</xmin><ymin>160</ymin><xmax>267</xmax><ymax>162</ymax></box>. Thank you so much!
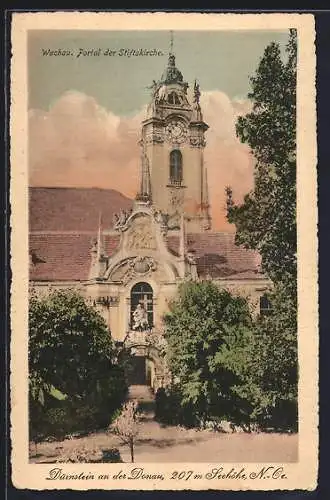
<box><xmin>165</xmin><ymin>120</ymin><xmax>188</xmax><ymax>144</ymax></box>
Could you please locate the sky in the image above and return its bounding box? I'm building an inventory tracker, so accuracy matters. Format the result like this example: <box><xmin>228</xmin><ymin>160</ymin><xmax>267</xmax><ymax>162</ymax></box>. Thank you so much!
<box><xmin>28</xmin><ymin>29</ymin><xmax>290</xmax><ymax>230</ymax></box>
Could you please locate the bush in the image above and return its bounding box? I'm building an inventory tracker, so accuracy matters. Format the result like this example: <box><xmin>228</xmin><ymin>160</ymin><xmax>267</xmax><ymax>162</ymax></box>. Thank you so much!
<box><xmin>30</xmin><ymin>389</ymin><xmax>130</xmax><ymax>443</ymax></box>
<box><xmin>163</xmin><ymin>282</ymin><xmax>255</xmax><ymax>425</ymax></box>
<box><xmin>29</xmin><ymin>289</ymin><xmax>128</xmax><ymax>444</ymax></box>
<box><xmin>56</xmin><ymin>445</ymin><xmax>122</xmax><ymax>463</ymax></box>
<box><xmin>163</xmin><ymin>281</ymin><xmax>298</xmax><ymax>433</ymax></box>
<box><xmin>155</xmin><ymin>387</ymin><xmax>198</xmax><ymax>428</ymax></box>
<box><xmin>45</xmin><ymin>407</ymin><xmax>71</xmax><ymax>440</ymax></box>
<box><xmin>101</xmin><ymin>448</ymin><xmax>123</xmax><ymax>463</ymax></box>
<box><xmin>29</xmin><ymin>397</ymin><xmax>49</xmax><ymax>451</ymax></box>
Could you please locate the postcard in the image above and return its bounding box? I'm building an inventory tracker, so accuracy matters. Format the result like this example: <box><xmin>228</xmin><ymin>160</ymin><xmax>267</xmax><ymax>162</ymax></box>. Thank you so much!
<box><xmin>10</xmin><ymin>11</ymin><xmax>318</xmax><ymax>491</ymax></box>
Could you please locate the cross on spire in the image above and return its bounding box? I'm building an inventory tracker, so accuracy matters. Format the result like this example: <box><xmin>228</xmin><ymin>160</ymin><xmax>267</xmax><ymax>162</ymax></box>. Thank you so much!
<box><xmin>170</xmin><ymin>30</ymin><xmax>174</xmax><ymax>54</ymax></box>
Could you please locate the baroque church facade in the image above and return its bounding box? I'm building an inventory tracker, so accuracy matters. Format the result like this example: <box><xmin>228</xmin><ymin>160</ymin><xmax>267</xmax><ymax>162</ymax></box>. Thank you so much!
<box><xmin>29</xmin><ymin>52</ymin><xmax>270</xmax><ymax>389</ymax></box>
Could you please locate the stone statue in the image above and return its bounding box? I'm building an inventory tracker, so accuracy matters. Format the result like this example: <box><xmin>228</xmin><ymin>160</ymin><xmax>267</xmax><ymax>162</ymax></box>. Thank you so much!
<box><xmin>112</xmin><ymin>213</ymin><xmax>119</xmax><ymax>227</ymax></box>
<box><xmin>90</xmin><ymin>237</ymin><xmax>98</xmax><ymax>252</ymax></box>
<box><xmin>157</xmin><ymin>84</ymin><xmax>168</xmax><ymax>101</ymax></box>
<box><xmin>154</xmin><ymin>210</ymin><xmax>169</xmax><ymax>226</ymax></box>
<box><xmin>186</xmin><ymin>250</ymin><xmax>196</xmax><ymax>265</ymax></box>
<box><xmin>132</xmin><ymin>303</ymin><xmax>149</xmax><ymax>331</ymax></box>
<box><xmin>118</xmin><ymin>209</ymin><xmax>127</xmax><ymax>225</ymax></box>
<box><xmin>193</xmin><ymin>80</ymin><xmax>201</xmax><ymax>104</ymax></box>
<box><xmin>148</xmin><ymin>80</ymin><xmax>159</xmax><ymax>99</ymax></box>
<box><xmin>182</xmin><ymin>82</ymin><xmax>189</xmax><ymax>94</ymax></box>
<box><xmin>113</xmin><ymin>208</ymin><xmax>133</xmax><ymax>230</ymax></box>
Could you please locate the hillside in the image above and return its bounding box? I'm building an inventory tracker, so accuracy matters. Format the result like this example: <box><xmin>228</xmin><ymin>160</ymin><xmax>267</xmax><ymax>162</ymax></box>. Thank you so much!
<box><xmin>29</xmin><ymin>187</ymin><xmax>133</xmax><ymax>232</ymax></box>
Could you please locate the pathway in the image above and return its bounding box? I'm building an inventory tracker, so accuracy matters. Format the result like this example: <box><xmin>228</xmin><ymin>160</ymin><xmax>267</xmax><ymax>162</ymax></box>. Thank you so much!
<box><xmin>128</xmin><ymin>384</ymin><xmax>156</xmax><ymax>418</ymax></box>
<box><xmin>30</xmin><ymin>385</ymin><xmax>298</xmax><ymax>463</ymax></box>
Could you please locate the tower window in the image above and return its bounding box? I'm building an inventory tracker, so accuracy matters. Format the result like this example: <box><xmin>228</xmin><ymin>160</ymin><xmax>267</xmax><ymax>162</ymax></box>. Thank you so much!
<box><xmin>168</xmin><ymin>92</ymin><xmax>181</xmax><ymax>105</ymax></box>
<box><xmin>260</xmin><ymin>294</ymin><xmax>272</xmax><ymax>316</ymax></box>
<box><xmin>130</xmin><ymin>282</ymin><xmax>153</xmax><ymax>330</ymax></box>
<box><xmin>170</xmin><ymin>150</ymin><xmax>183</xmax><ymax>185</ymax></box>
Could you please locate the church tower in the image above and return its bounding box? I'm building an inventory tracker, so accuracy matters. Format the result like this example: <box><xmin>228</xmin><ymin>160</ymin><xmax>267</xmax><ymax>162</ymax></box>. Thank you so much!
<box><xmin>136</xmin><ymin>43</ymin><xmax>211</xmax><ymax>233</ymax></box>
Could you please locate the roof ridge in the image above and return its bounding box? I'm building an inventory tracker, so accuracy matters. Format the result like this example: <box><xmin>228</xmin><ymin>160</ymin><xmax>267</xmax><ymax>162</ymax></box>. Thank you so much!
<box><xmin>29</xmin><ymin>186</ymin><xmax>130</xmax><ymax>193</ymax></box>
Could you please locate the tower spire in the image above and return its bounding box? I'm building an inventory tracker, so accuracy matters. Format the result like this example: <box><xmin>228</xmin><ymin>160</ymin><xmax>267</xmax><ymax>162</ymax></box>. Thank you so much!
<box><xmin>179</xmin><ymin>213</ymin><xmax>186</xmax><ymax>260</ymax></box>
<box><xmin>170</xmin><ymin>30</ymin><xmax>174</xmax><ymax>54</ymax></box>
<box><xmin>179</xmin><ymin>213</ymin><xmax>186</xmax><ymax>278</ymax></box>
<box><xmin>192</xmin><ymin>79</ymin><xmax>203</xmax><ymax>121</ymax></box>
<box><xmin>136</xmin><ymin>145</ymin><xmax>152</xmax><ymax>203</ymax></box>
<box><xmin>96</xmin><ymin>211</ymin><xmax>104</xmax><ymax>260</ymax></box>
<box><xmin>89</xmin><ymin>212</ymin><xmax>107</xmax><ymax>280</ymax></box>
<box><xmin>201</xmin><ymin>162</ymin><xmax>211</xmax><ymax>231</ymax></box>
<box><xmin>202</xmin><ymin>163</ymin><xmax>208</xmax><ymax>207</ymax></box>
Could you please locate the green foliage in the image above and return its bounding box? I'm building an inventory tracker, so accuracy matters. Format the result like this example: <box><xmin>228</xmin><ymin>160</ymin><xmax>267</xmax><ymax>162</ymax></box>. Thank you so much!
<box><xmin>224</xmin><ymin>31</ymin><xmax>298</xmax><ymax>431</ymax></box>
<box><xmin>45</xmin><ymin>407</ymin><xmax>70</xmax><ymax>441</ymax></box>
<box><xmin>159</xmin><ymin>35</ymin><xmax>299</xmax><ymax>432</ymax></box>
<box><xmin>29</xmin><ymin>397</ymin><xmax>48</xmax><ymax>447</ymax></box>
<box><xmin>227</xmin><ymin>30</ymin><xmax>297</xmax><ymax>288</ymax></box>
<box><xmin>217</xmin><ymin>291</ymin><xmax>297</xmax><ymax>431</ymax></box>
<box><xmin>155</xmin><ymin>386</ymin><xmax>198</xmax><ymax>428</ymax></box>
<box><xmin>50</xmin><ymin>387</ymin><xmax>67</xmax><ymax>400</ymax></box>
<box><xmin>163</xmin><ymin>281</ymin><xmax>254</xmax><ymax>423</ymax></box>
<box><xmin>162</xmin><ymin>280</ymin><xmax>297</xmax><ymax>432</ymax></box>
<box><xmin>29</xmin><ymin>288</ymin><xmax>127</xmax><ymax>441</ymax></box>
<box><xmin>29</xmin><ymin>288</ymin><xmax>117</xmax><ymax>398</ymax></box>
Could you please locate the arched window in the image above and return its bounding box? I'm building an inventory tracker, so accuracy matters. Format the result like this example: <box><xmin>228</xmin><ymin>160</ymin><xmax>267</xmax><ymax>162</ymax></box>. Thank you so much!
<box><xmin>167</xmin><ymin>92</ymin><xmax>181</xmax><ymax>105</ymax></box>
<box><xmin>260</xmin><ymin>294</ymin><xmax>272</xmax><ymax>316</ymax></box>
<box><xmin>130</xmin><ymin>282</ymin><xmax>153</xmax><ymax>330</ymax></box>
<box><xmin>170</xmin><ymin>150</ymin><xmax>183</xmax><ymax>185</ymax></box>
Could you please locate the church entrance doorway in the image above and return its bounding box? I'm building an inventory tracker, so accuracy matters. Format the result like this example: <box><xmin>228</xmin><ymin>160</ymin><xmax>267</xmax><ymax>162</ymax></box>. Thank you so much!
<box><xmin>126</xmin><ymin>355</ymin><xmax>147</xmax><ymax>385</ymax></box>
<box><xmin>124</xmin><ymin>353</ymin><xmax>158</xmax><ymax>388</ymax></box>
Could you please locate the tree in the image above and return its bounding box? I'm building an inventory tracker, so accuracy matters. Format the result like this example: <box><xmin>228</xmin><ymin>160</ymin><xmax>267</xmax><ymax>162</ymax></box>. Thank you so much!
<box><xmin>225</xmin><ymin>31</ymin><xmax>298</xmax><ymax>430</ymax></box>
<box><xmin>226</xmin><ymin>29</ymin><xmax>297</xmax><ymax>289</ymax></box>
<box><xmin>29</xmin><ymin>288</ymin><xmax>127</xmax><ymax>437</ymax></box>
<box><xmin>109</xmin><ymin>400</ymin><xmax>141</xmax><ymax>463</ymax></box>
<box><xmin>216</xmin><ymin>294</ymin><xmax>297</xmax><ymax>430</ymax></box>
<box><xmin>163</xmin><ymin>281</ymin><xmax>254</xmax><ymax>425</ymax></box>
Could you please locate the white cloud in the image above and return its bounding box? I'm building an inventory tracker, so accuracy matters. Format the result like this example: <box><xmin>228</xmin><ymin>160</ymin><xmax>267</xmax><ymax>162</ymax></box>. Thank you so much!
<box><xmin>29</xmin><ymin>90</ymin><xmax>254</xmax><ymax>230</ymax></box>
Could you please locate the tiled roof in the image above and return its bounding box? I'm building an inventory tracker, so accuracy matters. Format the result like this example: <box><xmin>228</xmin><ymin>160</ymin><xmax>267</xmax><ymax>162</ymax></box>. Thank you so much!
<box><xmin>30</xmin><ymin>231</ymin><xmax>262</xmax><ymax>282</ymax></box>
<box><xmin>29</xmin><ymin>233</ymin><xmax>120</xmax><ymax>281</ymax></box>
<box><xmin>29</xmin><ymin>187</ymin><xmax>263</xmax><ymax>282</ymax></box>
<box><xmin>29</xmin><ymin>187</ymin><xmax>133</xmax><ymax>231</ymax></box>
<box><xmin>167</xmin><ymin>233</ymin><xmax>262</xmax><ymax>279</ymax></box>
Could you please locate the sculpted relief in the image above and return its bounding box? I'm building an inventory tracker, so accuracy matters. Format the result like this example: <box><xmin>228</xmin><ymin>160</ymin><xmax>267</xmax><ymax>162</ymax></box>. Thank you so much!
<box><xmin>126</xmin><ymin>216</ymin><xmax>157</xmax><ymax>251</ymax></box>
<box><xmin>169</xmin><ymin>188</ymin><xmax>184</xmax><ymax>209</ymax></box>
<box><xmin>109</xmin><ymin>256</ymin><xmax>165</xmax><ymax>285</ymax></box>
